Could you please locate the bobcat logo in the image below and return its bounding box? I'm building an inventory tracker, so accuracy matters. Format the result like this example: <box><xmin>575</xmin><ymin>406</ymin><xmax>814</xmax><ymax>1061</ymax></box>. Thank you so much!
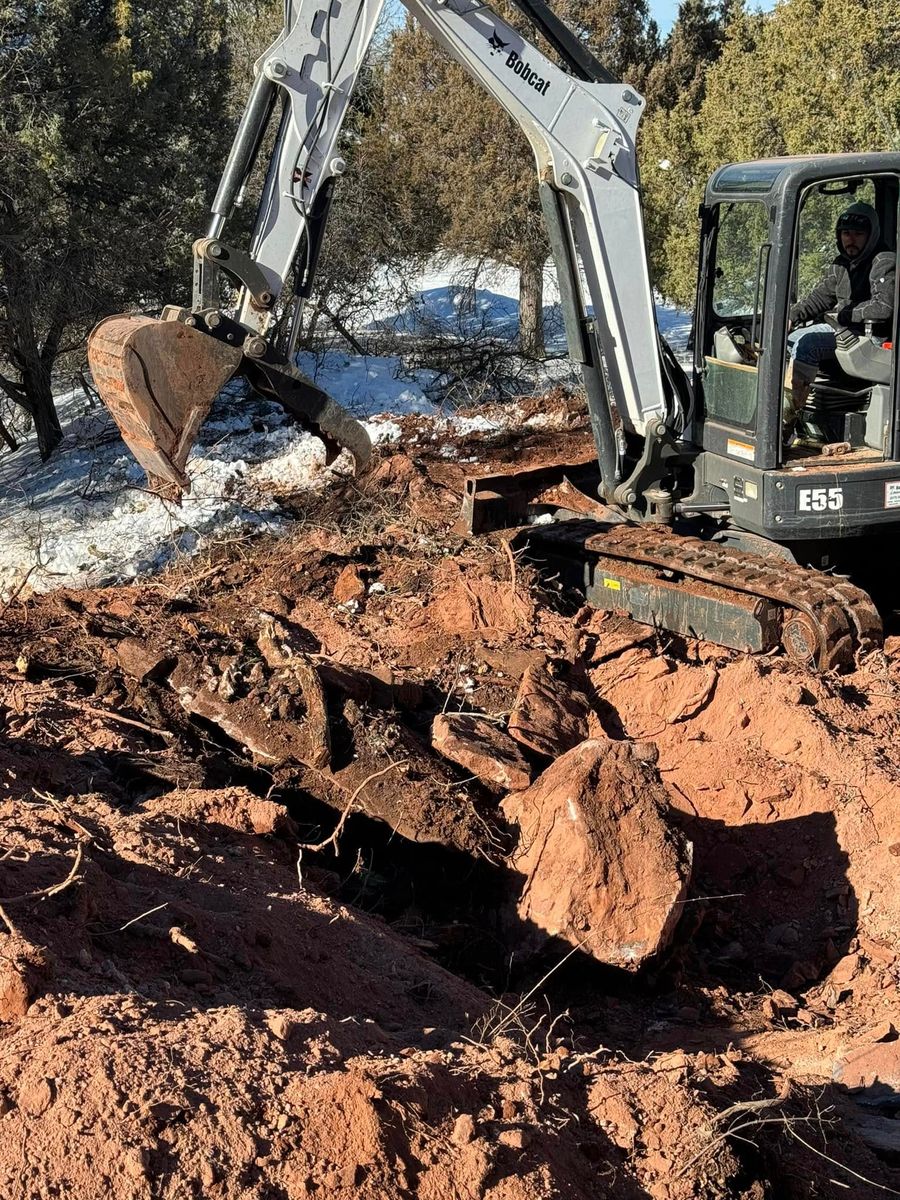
<box><xmin>487</xmin><ymin>30</ymin><xmax>508</xmax><ymax>55</ymax></box>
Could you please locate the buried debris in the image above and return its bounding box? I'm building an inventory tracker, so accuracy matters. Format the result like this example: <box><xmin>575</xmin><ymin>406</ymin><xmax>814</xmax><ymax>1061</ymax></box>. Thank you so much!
<box><xmin>432</xmin><ymin>712</ymin><xmax>533</xmax><ymax>791</ymax></box>
<box><xmin>160</xmin><ymin>635</ymin><xmax>691</xmax><ymax>966</ymax></box>
<box><xmin>169</xmin><ymin>645</ymin><xmax>491</xmax><ymax>855</ymax></box>
<box><xmin>170</xmin><ymin>652</ymin><xmax>332</xmax><ymax>770</ymax></box>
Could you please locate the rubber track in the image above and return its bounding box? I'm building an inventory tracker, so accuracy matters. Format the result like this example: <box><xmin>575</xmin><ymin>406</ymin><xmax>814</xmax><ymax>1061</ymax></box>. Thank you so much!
<box><xmin>583</xmin><ymin>525</ymin><xmax>882</xmax><ymax>670</ymax></box>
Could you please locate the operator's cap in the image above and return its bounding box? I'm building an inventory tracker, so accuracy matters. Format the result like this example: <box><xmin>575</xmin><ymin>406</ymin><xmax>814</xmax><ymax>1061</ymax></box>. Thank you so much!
<box><xmin>837</xmin><ymin>211</ymin><xmax>871</xmax><ymax>232</ymax></box>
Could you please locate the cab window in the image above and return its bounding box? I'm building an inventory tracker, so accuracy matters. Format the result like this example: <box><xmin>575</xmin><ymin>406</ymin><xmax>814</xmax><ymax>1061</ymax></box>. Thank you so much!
<box><xmin>704</xmin><ymin>200</ymin><xmax>770</xmax><ymax>428</ymax></box>
<box><xmin>712</xmin><ymin>201</ymin><xmax>770</xmax><ymax>319</ymax></box>
<box><xmin>785</xmin><ymin>176</ymin><xmax>897</xmax><ymax>456</ymax></box>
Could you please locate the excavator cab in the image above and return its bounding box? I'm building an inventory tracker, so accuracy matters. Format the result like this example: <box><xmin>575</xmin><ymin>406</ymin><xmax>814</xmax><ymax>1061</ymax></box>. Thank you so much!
<box><xmin>691</xmin><ymin>154</ymin><xmax>900</xmax><ymax>555</ymax></box>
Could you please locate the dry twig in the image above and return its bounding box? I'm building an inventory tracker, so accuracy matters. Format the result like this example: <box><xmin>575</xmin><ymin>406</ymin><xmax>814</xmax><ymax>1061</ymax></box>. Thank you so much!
<box><xmin>784</xmin><ymin>1122</ymin><xmax>900</xmax><ymax>1196</ymax></box>
<box><xmin>0</xmin><ymin>902</ymin><xmax>22</xmax><ymax>937</ymax></box>
<box><xmin>76</xmin><ymin>703</ymin><xmax>169</xmax><ymax>738</ymax></box>
<box><xmin>117</xmin><ymin>902</ymin><xmax>170</xmax><ymax>934</ymax></box>
<box><xmin>0</xmin><ymin>841</ymin><xmax>85</xmax><ymax>905</ymax></box>
<box><xmin>298</xmin><ymin>759</ymin><xmax>409</xmax><ymax>856</ymax></box>
<box><xmin>0</xmin><ymin>565</ymin><xmax>36</xmax><ymax>620</ymax></box>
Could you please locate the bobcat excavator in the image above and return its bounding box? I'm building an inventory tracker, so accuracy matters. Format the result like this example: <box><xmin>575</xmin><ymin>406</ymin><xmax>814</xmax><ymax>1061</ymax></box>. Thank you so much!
<box><xmin>88</xmin><ymin>0</ymin><xmax>900</xmax><ymax>671</ymax></box>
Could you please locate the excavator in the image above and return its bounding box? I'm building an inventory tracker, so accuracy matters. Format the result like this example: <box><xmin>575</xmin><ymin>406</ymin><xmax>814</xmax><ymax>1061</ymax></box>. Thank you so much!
<box><xmin>88</xmin><ymin>0</ymin><xmax>900</xmax><ymax>671</ymax></box>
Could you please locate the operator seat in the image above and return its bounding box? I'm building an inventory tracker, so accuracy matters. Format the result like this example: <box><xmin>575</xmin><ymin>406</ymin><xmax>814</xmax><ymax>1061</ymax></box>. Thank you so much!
<box><xmin>802</xmin><ymin>323</ymin><xmax>893</xmax><ymax>447</ymax></box>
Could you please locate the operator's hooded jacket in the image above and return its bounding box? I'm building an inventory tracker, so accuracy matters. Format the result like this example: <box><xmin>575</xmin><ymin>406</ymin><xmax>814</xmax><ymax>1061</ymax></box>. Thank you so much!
<box><xmin>789</xmin><ymin>201</ymin><xmax>896</xmax><ymax>338</ymax></box>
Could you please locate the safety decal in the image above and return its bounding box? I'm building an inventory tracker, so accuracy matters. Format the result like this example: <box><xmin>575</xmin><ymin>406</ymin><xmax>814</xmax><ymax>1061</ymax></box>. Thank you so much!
<box><xmin>726</xmin><ymin>438</ymin><xmax>755</xmax><ymax>463</ymax></box>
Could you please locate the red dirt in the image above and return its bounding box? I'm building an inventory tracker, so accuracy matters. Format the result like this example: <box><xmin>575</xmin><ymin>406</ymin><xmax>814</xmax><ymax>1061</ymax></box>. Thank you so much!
<box><xmin>1</xmin><ymin>394</ymin><xmax>899</xmax><ymax>1197</ymax></box>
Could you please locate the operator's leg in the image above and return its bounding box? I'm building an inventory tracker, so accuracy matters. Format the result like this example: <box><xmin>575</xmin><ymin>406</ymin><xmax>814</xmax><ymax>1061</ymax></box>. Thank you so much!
<box><xmin>784</xmin><ymin>325</ymin><xmax>838</xmax><ymax>441</ymax></box>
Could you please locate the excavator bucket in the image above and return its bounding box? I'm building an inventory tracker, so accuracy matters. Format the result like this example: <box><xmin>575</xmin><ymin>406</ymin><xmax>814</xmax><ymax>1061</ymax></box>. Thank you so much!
<box><xmin>88</xmin><ymin>315</ymin><xmax>243</xmax><ymax>493</ymax></box>
<box><xmin>88</xmin><ymin>314</ymin><xmax>372</xmax><ymax>496</ymax></box>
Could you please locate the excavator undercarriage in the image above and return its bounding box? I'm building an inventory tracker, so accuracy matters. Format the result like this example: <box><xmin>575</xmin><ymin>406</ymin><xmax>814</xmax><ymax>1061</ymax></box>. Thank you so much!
<box><xmin>458</xmin><ymin>462</ymin><xmax>883</xmax><ymax>670</ymax></box>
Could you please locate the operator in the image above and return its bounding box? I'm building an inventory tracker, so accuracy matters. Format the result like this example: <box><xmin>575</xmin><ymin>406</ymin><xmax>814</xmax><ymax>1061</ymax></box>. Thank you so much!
<box><xmin>785</xmin><ymin>201</ymin><xmax>895</xmax><ymax>431</ymax></box>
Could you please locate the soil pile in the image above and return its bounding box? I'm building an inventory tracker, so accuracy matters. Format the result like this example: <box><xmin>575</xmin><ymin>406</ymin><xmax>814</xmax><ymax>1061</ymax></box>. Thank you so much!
<box><xmin>1</xmin><ymin>394</ymin><xmax>899</xmax><ymax>1197</ymax></box>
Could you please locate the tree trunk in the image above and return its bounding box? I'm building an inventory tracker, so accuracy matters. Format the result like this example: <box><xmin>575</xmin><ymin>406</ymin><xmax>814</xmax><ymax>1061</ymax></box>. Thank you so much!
<box><xmin>22</xmin><ymin>360</ymin><xmax>62</xmax><ymax>460</ymax></box>
<box><xmin>0</xmin><ymin>239</ymin><xmax>63</xmax><ymax>459</ymax></box>
<box><xmin>518</xmin><ymin>258</ymin><xmax>545</xmax><ymax>358</ymax></box>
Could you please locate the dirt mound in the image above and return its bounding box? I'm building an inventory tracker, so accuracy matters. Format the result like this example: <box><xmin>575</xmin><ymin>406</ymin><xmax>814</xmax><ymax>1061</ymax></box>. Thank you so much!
<box><xmin>1</xmin><ymin>417</ymin><xmax>900</xmax><ymax>1196</ymax></box>
<box><xmin>0</xmin><ymin>789</ymin><xmax>755</xmax><ymax>1200</ymax></box>
<box><xmin>583</xmin><ymin>638</ymin><xmax>900</xmax><ymax>971</ymax></box>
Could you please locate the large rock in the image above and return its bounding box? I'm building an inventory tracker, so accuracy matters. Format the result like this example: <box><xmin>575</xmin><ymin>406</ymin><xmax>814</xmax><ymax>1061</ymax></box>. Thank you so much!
<box><xmin>432</xmin><ymin>713</ymin><xmax>532</xmax><ymax>791</ymax></box>
<box><xmin>115</xmin><ymin>637</ymin><xmax>175</xmax><ymax>682</ymax></box>
<box><xmin>502</xmin><ymin>739</ymin><xmax>692</xmax><ymax>968</ymax></box>
<box><xmin>834</xmin><ymin>1039</ymin><xmax>900</xmax><ymax>1091</ymax></box>
<box><xmin>508</xmin><ymin>660</ymin><xmax>590</xmax><ymax>758</ymax></box>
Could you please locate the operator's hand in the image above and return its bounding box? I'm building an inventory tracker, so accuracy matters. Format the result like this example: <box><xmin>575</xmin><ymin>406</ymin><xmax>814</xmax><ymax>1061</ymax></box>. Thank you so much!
<box><xmin>837</xmin><ymin>304</ymin><xmax>853</xmax><ymax>326</ymax></box>
<box><xmin>787</xmin><ymin>319</ymin><xmax>794</xmax><ymax>334</ymax></box>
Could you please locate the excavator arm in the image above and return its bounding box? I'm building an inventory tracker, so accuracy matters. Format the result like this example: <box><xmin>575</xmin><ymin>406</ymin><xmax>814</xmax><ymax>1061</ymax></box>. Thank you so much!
<box><xmin>89</xmin><ymin>0</ymin><xmax>676</xmax><ymax>501</ymax></box>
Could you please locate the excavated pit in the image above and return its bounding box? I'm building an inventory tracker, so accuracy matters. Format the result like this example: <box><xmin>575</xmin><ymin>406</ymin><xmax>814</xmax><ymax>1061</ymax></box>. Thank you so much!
<box><xmin>2</xmin><ymin>398</ymin><xmax>900</xmax><ymax>1197</ymax></box>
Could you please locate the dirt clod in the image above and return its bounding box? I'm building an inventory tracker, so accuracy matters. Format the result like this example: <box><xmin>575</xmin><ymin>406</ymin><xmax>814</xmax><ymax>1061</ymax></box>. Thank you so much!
<box><xmin>508</xmin><ymin>659</ymin><xmax>591</xmax><ymax>758</ymax></box>
<box><xmin>432</xmin><ymin>712</ymin><xmax>532</xmax><ymax>790</ymax></box>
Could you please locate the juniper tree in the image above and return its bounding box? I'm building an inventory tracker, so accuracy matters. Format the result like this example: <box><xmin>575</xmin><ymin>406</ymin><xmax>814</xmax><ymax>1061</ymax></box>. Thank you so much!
<box><xmin>0</xmin><ymin>0</ymin><xmax>230</xmax><ymax>459</ymax></box>
<box><xmin>640</xmin><ymin>0</ymin><xmax>900</xmax><ymax>305</ymax></box>
<box><xmin>378</xmin><ymin>0</ymin><xmax>660</xmax><ymax>359</ymax></box>
<box><xmin>638</xmin><ymin>0</ymin><xmax>733</xmax><ymax>302</ymax></box>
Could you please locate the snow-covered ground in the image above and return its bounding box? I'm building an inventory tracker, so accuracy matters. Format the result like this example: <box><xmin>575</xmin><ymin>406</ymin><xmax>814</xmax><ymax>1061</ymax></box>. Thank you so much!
<box><xmin>0</xmin><ymin>262</ymin><xmax>691</xmax><ymax>597</ymax></box>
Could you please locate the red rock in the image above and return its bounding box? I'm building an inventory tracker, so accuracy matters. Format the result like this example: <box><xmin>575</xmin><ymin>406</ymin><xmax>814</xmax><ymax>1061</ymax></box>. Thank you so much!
<box><xmin>828</xmin><ymin>953</ymin><xmax>862</xmax><ymax>986</ymax></box>
<box><xmin>834</xmin><ymin>1041</ymin><xmax>900</xmax><ymax>1090</ymax></box>
<box><xmin>507</xmin><ymin>660</ymin><xmax>590</xmax><ymax>758</ymax></box>
<box><xmin>115</xmin><ymin>636</ymin><xmax>175</xmax><ymax>681</ymax></box>
<box><xmin>19</xmin><ymin>1078</ymin><xmax>53</xmax><ymax>1117</ymax></box>
<box><xmin>333</xmin><ymin>565</ymin><xmax>366</xmax><ymax>604</ymax></box>
<box><xmin>0</xmin><ymin>950</ymin><xmax>49</xmax><ymax>1022</ymax></box>
<box><xmin>769</xmin><ymin>989</ymin><xmax>798</xmax><ymax>1013</ymax></box>
<box><xmin>432</xmin><ymin>713</ymin><xmax>532</xmax><ymax>791</ymax></box>
<box><xmin>867</xmin><ymin>1020</ymin><xmax>897</xmax><ymax>1044</ymax></box>
<box><xmin>266</xmin><ymin>1013</ymin><xmax>302</xmax><ymax>1042</ymax></box>
<box><xmin>451</xmin><ymin>1114</ymin><xmax>475</xmax><ymax>1145</ymax></box>
<box><xmin>0</xmin><ymin>962</ymin><xmax>31</xmax><ymax>1023</ymax></box>
<box><xmin>501</xmin><ymin>738</ymin><xmax>692</xmax><ymax>968</ymax></box>
<box><xmin>859</xmin><ymin>935</ymin><xmax>898</xmax><ymax>966</ymax></box>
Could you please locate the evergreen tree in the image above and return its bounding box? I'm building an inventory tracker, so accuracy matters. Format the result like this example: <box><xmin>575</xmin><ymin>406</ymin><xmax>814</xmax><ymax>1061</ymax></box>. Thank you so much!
<box><xmin>644</xmin><ymin>0</ymin><xmax>727</xmax><ymax>109</ymax></box>
<box><xmin>639</xmin><ymin>0</ymin><xmax>732</xmax><ymax>302</ymax></box>
<box><xmin>555</xmin><ymin>0</ymin><xmax>661</xmax><ymax>84</ymax></box>
<box><xmin>0</xmin><ymin>0</ymin><xmax>230</xmax><ymax>458</ymax></box>
<box><xmin>378</xmin><ymin>0</ymin><xmax>660</xmax><ymax>358</ymax></box>
<box><xmin>644</xmin><ymin>0</ymin><xmax>900</xmax><ymax>305</ymax></box>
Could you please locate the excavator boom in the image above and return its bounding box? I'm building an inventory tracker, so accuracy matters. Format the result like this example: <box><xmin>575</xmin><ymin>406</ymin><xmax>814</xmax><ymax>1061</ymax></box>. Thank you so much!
<box><xmin>88</xmin><ymin>0</ymin><xmax>673</xmax><ymax>499</ymax></box>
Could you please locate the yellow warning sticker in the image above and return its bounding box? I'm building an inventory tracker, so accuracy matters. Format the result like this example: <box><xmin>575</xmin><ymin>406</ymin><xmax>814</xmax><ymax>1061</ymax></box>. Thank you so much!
<box><xmin>602</xmin><ymin>577</ymin><xmax>621</xmax><ymax>591</ymax></box>
<box><xmin>726</xmin><ymin>438</ymin><xmax>755</xmax><ymax>463</ymax></box>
